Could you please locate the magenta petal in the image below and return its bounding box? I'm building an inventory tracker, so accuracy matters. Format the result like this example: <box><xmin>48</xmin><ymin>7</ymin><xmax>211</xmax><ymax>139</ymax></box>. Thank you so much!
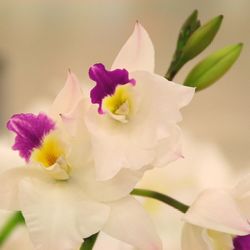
<box><xmin>7</xmin><ymin>113</ymin><xmax>55</xmax><ymax>161</ymax></box>
<box><xmin>233</xmin><ymin>234</ymin><xmax>250</xmax><ymax>250</ymax></box>
<box><xmin>89</xmin><ymin>63</ymin><xmax>135</xmax><ymax>114</ymax></box>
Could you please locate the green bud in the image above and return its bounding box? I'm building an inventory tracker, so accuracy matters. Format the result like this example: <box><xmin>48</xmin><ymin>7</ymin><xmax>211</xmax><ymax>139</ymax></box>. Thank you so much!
<box><xmin>184</xmin><ymin>43</ymin><xmax>243</xmax><ymax>91</ymax></box>
<box><xmin>181</xmin><ymin>15</ymin><xmax>223</xmax><ymax>62</ymax></box>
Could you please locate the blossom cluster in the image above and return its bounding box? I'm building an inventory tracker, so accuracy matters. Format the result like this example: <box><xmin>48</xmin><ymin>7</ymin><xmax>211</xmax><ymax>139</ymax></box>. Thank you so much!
<box><xmin>1</xmin><ymin>20</ymin><xmax>247</xmax><ymax>250</ymax></box>
<box><xmin>0</xmin><ymin>23</ymin><xmax>194</xmax><ymax>250</ymax></box>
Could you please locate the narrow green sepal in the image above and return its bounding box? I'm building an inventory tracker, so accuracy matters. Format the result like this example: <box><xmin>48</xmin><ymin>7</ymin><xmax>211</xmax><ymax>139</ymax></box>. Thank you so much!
<box><xmin>165</xmin><ymin>9</ymin><xmax>200</xmax><ymax>80</ymax></box>
<box><xmin>176</xmin><ymin>9</ymin><xmax>201</xmax><ymax>53</ymax></box>
<box><xmin>182</xmin><ymin>15</ymin><xmax>223</xmax><ymax>62</ymax></box>
<box><xmin>184</xmin><ymin>43</ymin><xmax>243</xmax><ymax>91</ymax></box>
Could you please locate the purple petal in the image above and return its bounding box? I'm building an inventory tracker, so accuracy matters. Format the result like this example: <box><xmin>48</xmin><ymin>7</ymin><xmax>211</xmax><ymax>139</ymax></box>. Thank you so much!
<box><xmin>233</xmin><ymin>234</ymin><xmax>250</xmax><ymax>250</ymax></box>
<box><xmin>89</xmin><ymin>63</ymin><xmax>135</xmax><ymax>114</ymax></box>
<box><xmin>7</xmin><ymin>113</ymin><xmax>55</xmax><ymax>161</ymax></box>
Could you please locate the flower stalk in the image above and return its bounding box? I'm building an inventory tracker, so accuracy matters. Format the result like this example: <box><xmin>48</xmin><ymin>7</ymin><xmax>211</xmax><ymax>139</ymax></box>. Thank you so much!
<box><xmin>131</xmin><ymin>188</ymin><xmax>189</xmax><ymax>213</ymax></box>
<box><xmin>0</xmin><ymin>211</ymin><xmax>25</xmax><ymax>246</ymax></box>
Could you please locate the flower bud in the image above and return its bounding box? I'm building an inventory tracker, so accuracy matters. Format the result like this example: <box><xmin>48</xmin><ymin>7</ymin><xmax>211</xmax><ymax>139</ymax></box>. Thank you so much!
<box><xmin>184</xmin><ymin>43</ymin><xmax>243</xmax><ymax>91</ymax></box>
<box><xmin>181</xmin><ymin>15</ymin><xmax>223</xmax><ymax>62</ymax></box>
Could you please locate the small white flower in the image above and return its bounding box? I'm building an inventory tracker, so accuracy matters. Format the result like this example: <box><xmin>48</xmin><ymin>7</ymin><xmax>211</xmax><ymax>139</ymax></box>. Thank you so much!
<box><xmin>85</xmin><ymin>22</ymin><xmax>194</xmax><ymax>180</ymax></box>
<box><xmin>182</xmin><ymin>175</ymin><xmax>250</xmax><ymax>250</ymax></box>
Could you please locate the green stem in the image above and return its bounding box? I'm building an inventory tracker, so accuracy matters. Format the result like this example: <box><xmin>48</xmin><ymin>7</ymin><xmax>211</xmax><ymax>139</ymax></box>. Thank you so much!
<box><xmin>80</xmin><ymin>232</ymin><xmax>99</xmax><ymax>250</ymax></box>
<box><xmin>0</xmin><ymin>211</ymin><xmax>25</xmax><ymax>246</ymax></box>
<box><xmin>131</xmin><ymin>188</ymin><xmax>189</xmax><ymax>213</ymax></box>
<box><xmin>165</xmin><ymin>58</ymin><xmax>185</xmax><ymax>81</ymax></box>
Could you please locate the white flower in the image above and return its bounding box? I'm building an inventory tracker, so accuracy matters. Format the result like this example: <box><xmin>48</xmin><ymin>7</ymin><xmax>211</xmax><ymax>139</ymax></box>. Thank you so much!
<box><xmin>0</xmin><ymin>139</ymin><xmax>34</xmax><ymax>249</ymax></box>
<box><xmin>85</xmin><ymin>22</ymin><xmax>195</xmax><ymax>180</ymax></box>
<box><xmin>0</xmin><ymin>72</ymin><xmax>162</xmax><ymax>250</ymax></box>
<box><xmin>182</xmin><ymin>175</ymin><xmax>250</xmax><ymax>250</ymax></box>
<box><xmin>93</xmin><ymin>132</ymin><xmax>235</xmax><ymax>250</ymax></box>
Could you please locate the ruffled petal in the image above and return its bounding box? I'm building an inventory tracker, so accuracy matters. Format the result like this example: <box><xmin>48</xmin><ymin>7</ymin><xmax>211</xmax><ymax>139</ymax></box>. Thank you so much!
<box><xmin>73</xmin><ymin>163</ymin><xmax>143</xmax><ymax>202</ymax></box>
<box><xmin>85</xmin><ymin>71</ymin><xmax>194</xmax><ymax>180</ymax></box>
<box><xmin>232</xmin><ymin>174</ymin><xmax>250</xmax><ymax>220</ymax></box>
<box><xmin>84</xmin><ymin>114</ymin><xmax>154</xmax><ymax>180</ymax></box>
<box><xmin>50</xmin><ymin>70</ymin><xmax>83</xmax><ymax>120</ymax></box>
<box><xmin>181</xmin><ymin>224</ymin><xmax>211</xmax><ymax>250</ymax></box>
<box><xmin>103</xmin><ymin>196</ymin><xmax>162</xmax><ymax>250</ymax></box>
<box><xmin>111</xmin><ymin>22</ymin><xmax>155</xmax><ymax>73</ymax></box>
<box><xmin>130</xmin><ymin>71</ymin><xmax>194</xmax><ymax>126</ymax></box>
<box><xmin>153</xmin><ymin>125</ymin><xmax>183</xmax><ymax>167</ymax></box>
<box><xmin>19</xmin><ymin>178</ymin><xmax>110</xmax><ymax>250</ymax></box>
<box><xmin>7</xmin><ymin>113</ymin><xmax>55</xmax><ymax>161</ymax></box>
<box><xmin>184</xmin><ymin>189</ymin><xmax>250</xmax><ymax>235</ymax></box>
<box><xmin>0</xmin><ymin>167</ymin><xmax>44</xmax><ymax>210</ymax></box>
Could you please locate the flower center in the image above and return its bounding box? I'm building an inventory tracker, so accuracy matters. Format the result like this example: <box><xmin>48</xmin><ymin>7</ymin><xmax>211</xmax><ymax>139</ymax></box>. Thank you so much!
<box><xmin>31</xmin><ymin>133</ymin><xmax>64</xmax><ymax>167</ymax></box>
<box><xmin>102</xmin><ymin>85</ymin><xmax>133</xmax><ymax>123</ymax></box>
<box><xmin>233</xmin><ymin>234</ymin><xmax>250</xmax><ymax>250</ymax></box>
<box><xmin>31</xmin><ymin>133</ymin><xmax>71</xmax><ymax>180</ymax></box>
<box><xmin>89</xmin><ymin>63</ymin><xmax>136</xmax><ymax>122</ymax></box>
<box><xmin>207</xmin><ymin>230</ymin><xmax>233</xmax><ymax>250</ymax></box>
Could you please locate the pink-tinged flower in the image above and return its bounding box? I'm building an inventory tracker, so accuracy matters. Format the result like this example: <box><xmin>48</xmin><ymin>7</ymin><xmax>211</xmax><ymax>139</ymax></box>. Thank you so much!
<box><xmin>85</xmin><ymin>22</ymin><xmax>195</xmax><ymax>180</ymax></box>
<box><xmin>0</xmin><ymin>71</ymin><xmax>162</xmax><ymax>250</ymax></box>
<box><xmin>181</xmin><ymin>175</ymin><xmax>250</xmax><ymax>250</ymax></box>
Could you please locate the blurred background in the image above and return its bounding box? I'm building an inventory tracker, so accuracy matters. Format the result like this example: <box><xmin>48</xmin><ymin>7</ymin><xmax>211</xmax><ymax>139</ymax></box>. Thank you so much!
<box><xmin>0</xmin><ymin>1</ymin><xmax>249</xmax><ymax>249</ymax></box>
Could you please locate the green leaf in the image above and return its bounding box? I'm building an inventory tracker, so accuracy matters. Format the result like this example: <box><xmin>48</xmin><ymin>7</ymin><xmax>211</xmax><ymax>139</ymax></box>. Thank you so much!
<box><xmin>184</xmin><ymin>43</ymin><xmax>243</xmax><ymax>91</ymax></box>
<box><xmin>182</xmin><ymin>15</ymin><xmax>223</xmax><ymax>62</ymax></box>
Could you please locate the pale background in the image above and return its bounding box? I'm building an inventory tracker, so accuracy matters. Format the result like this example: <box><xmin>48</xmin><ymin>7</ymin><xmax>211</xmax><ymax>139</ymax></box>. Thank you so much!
<box><xmin>0</xmin><ymin>0</ymin><xmax>249</xmax><ymax>173</ymax></box>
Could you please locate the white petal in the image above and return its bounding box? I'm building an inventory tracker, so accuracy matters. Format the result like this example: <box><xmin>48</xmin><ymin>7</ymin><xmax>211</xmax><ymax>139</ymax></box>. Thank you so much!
<box><xmin>19</xmin><ymin>178</ymin><xmax>110</xmax><ymax>250</ymax></box>
<box><xmin>233</xmin><ymin>173</ymin><xmax>250</xmax><ymax>199</ymax></box>
<box><xmin>232</xmin><ymin>174</ymin><xmax>250</xmax><ymax>220</ymax></box>
<box><xmin>0</xmin><ymin>138</ymin><xmax>24</xmax><ymax>172</ymax></box>
<box><xmin>0</xmin><ymin>167</ymin><xmax>44</xmax><ymax>210</ymax></box>
<box><xmin>184</xmin><ymin>189</ymin><xmax>250</xmax><ymax>235</ymax></box>
<box><xmin>86</xmin><ymin>121</ymin><xmax>154</xmax><ymax>180</ymax></box>
<box><xmin>59</xmin><ymin>98</ymin><xmax>89</xmax><ymax>137</ymax></box>
<box><xmin>85</xmin><ymin>105</ymin><xmax>154</xmax><ymax>180</ymax></box>
<box><xmin>85</xmin><ymin>71</ymin><xmax>194</xmax><ymax>180</ymax></box>
<box><xmin>3</xmin><ymin>224</ymin><xmax>34</xmax><ymax>250</ymax></box>
<box><xmin>111</xmin><ymin>22</ymin><xmax>155</xmax><ymax>73</ymax></box>
<box><xmin>181</xmin><ymin>224</ymin><xmax>211</xmax><ymax>250</ymax></box>
<box><xmin>103</xmin><ymin>196</ymin><xmax>162</xmax><ymax>250</ymax></box>
<box><xmin>130</xmin><ymin>71</ymin><xmax>194</xmax><ymax>125</ymax></box>
<box><xmin>153</xmin><ymin>125</ymin><xmax>183</xmax><ymax>167</ymax></box>
<box><xmin>95</xmin><ymin>232</ymin><xmax>133</xmax><ymax>250</ymax></box>
<box><xmin>50</xmin><ymin>70</ymin><xmax>83</xmax><ymax>120</ymax></box>
<box><xmin>73</xmin><ymin>164</ymin><xmax>143</xmax><ymax>202</ymax></box>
